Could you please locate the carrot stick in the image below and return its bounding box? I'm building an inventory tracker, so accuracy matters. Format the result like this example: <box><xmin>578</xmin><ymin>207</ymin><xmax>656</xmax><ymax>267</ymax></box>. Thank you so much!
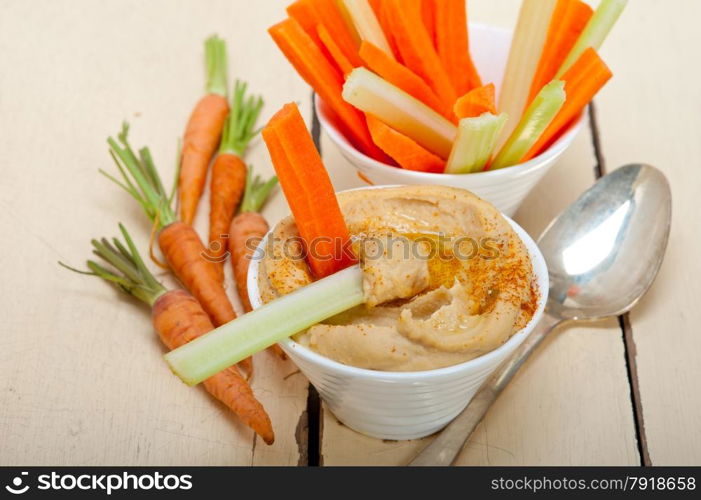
<box><xmin>318</xmin><ymin>24</ymin><xmax>354</xmax><ymax>76</ymax></box>
<box><xmin>421</xmin><ymin>0</ymin><xmax>436</xmax><ymax>46</ymax></box>
<box><xmin>374</xmin><ymin>0</ymin><xmax>402</xmax><ymax>61</ymax></box>
<box><xmin>366</xmin><ymin>115</ymin><xmax>445</xmax><ymax>173</ymax></box>
<box><xmin>269</xmin><ymin>18</ymin><xmax>386</xmax><ymax>161</ymax></box>
<box><xmin>61</xmin><ymin>224</ymin><xmax>273</xmax><ymax>444</ymax></box>
<box><xmin>309</xmin><ymin>0</ymin><xmax>363</xmax><ymax>67</ymax></box>
<box><xmin>524</xmin><ymin>48</ymin><xmax>612</xmax><ymax>161</ymax></box>
<box><xmin>528</xmin><ymin>0</ymin><xmax>593</xmax><ymax>104</ymax></box>
<box><xmin>358</xmin><ymin>41</ymin><xmax>450</xmax><ymax>119</ymax></box>
<box><xmin>208</xmin><ymin>81</ymin><xmax>264</xmax><ymax>277</ymax></box>
<box><xmin>287</xmin><ymin>0</ymin><xmax>323</xmax><ymax>47</ymax></box>
<box><xmin>179</xmin><ymin>36</ymin><xmax>230</xmax><ymax>225</ymax></box>
<box><xmin>384</xmin><ymin>0</ymin><xmax>457</xmax><ymax>108</ymax></box>
<box><xmin>262</xmin><ymin>103</ymin><xmax>357</xmax><ymax>278</ymax></box>
<box><xmin>105</xmin><ymin>124</ymin><xmax>253</xmax><ymax>379</ymax></box>
<box><xmin>454</xmin><ymin>83</ymin><xmax>497</xmax><ymax>119</ymax></box>
<box><xmin>434</xmin><ymin>0</ymin><xmax>482</xmax><ymax>94</ymax></box>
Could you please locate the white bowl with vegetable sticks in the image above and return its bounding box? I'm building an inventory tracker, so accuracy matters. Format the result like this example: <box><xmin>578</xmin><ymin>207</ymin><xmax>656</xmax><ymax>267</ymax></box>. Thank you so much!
<box><xmin>317</xmin><ymin>23</ymin><xmax>586</xmax><ymax>217</ymax></box>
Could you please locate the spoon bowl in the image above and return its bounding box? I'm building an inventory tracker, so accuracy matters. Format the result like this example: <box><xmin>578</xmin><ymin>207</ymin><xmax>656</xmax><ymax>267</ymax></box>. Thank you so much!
<box><xmin>541</xmin><ymin>164</ymin><xmax>671</xmax><ymax>321</ymax></box>
<box><xmin>410</xmin><ymin>164</ymin><xmax>672</xmax><ymax>466</ymax></box>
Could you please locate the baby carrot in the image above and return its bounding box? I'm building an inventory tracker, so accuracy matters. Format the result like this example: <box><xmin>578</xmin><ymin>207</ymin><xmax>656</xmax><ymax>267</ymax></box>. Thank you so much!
<box><xmin>207</xmin><ymin>81</ymin><xmax>264</xmax><ymax>278</ymax></box>
<box><xmin>179</xmin><ymin>36</ymin><xmax>230</xmax><ymax>225</ymax></box>
<box><xmin>60</xmin><ymin>224</ymin><xmax>273</xmax><ymax>444</ymax></box>
<box><xmin>104</xmin><ymin>124</ymin><xmax>253</xmax><ymax>378</ymax></box>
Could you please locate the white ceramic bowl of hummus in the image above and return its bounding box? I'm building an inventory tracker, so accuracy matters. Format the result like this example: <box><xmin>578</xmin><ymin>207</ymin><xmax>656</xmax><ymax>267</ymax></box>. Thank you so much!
<box><xmin>316</xmin><ymin>23</ymin><xmax>585</xmax><ymax>217</ymax></box>
<box><xmin>248</xmin><ymin>186</ymin><xmax>548</xmax><ymax>441</ymax></box>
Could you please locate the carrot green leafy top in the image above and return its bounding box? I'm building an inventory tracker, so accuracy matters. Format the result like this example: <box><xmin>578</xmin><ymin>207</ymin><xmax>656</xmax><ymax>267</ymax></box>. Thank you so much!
<box><xmin>59</xmin><ymin>224</ymin><xmax>167</xmax><ymax>306</ymax></box>
<box><xmin>219</xmin><ymin>80</ymin><xmax>265</xmax><ymax>156</ymax></box>
<box><xmin>102</xmin><ymin>123</ymin><xmax>177</xmax><ymax>229</ymax></box>
<box><xmin>205</xmin><ymin>35</ymin><xmax>228</xmax><ymax>97</ymax></box>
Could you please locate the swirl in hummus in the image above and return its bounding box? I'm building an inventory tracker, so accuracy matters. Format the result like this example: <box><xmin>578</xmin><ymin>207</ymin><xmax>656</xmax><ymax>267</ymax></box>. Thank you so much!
<box><xmin>257</xmin><ymin>186</ymin><xmax>538</xmax><ymax>372</ymax></box>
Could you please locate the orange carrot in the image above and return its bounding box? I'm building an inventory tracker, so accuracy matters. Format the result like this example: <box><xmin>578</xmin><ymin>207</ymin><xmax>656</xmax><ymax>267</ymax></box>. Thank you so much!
<box><xmin>384</xmin><ymin>0</ymin><xmax>457</xmax><ymax>108</ymax></box>
<box><xmin>61</xmin><ymin>225</ymin><xmax>273</xmax><ymax>444</ymax></box>
<box><xmin>287</xmin><ymin>0</ymin><xmax>323</xmax><ymax>47</ymax></box>
<box><xmin>374</xmin><ymin>0</ymin><xmax>403</xmax><ymax>61</ymax></box>
<box><xmin>434</xmin><ymin>0</ymin><xmax>482</xmax><ymax>94</ymax></box>
<box><xmin>309</xmin><ymin>0</ymin><xmax>363</xmax><ymax>67</ymax></box>
<box><xmin>228</xmin><ymin>170</ymin><xmax>285</xmax><ymax>360</ymax></box>
<box><xmin>105</xmin><ymin>124</ymin><xmax>253</xmax><ymax>379</ymax></box>
<box><xmin>179</xmin><ymin>36</ymin><xmax>230</xmax><ymax>225</ymax></box>
<box><xmin>207</xmin><ymin>81</ymin><xmax>264</xmax><ymax>277</ymax></box>
<box><xmin>524</xmin><ymin>48</ymin><xmax>612</xmax><ymax>160</ymax></box>
<box><xmin>262</xmin><ymin>103</ymin><xmax>356</xmax><ymax>278</ymax></box>
<box><xmin>269</xmin><ymin>17</ymin><xmax>387</xmax><ymax>161</ymax></box>
<box><xmin>358</xmin><ymin>41</ymin><xmax>451</xmax><ymax>119</ymax></box>
<box><xmin>366</xmin><ymin>115</ymin><xmax>445</xmax><ymax>173</ymax></box>
<box><xmin>528</xmin><ymin>0</ymin><xmax>593</xmax><ymax>104</ymax></box>
<box><xmin>453</xmin><ymin>83</ymin><xmax>497</xmax><ymax>119</ymax></box>
<box><xmin>153</xmin><ymin>290</ymin><xmax>272</xmax><ymax>443</ymax></box>
<box><xmin>228</xmin><ymin>169</ymin><xmax>277</xmax><ymax>313</ymax></box>
<box><xmin>318</xmin><ymin>23</ymin><xmax>354</xmax><ymax>76</ymax></box>
<box><xmin>421</xmin><ymin>0</ymin><xmax>437</xmax><ymax>46</ymax></box>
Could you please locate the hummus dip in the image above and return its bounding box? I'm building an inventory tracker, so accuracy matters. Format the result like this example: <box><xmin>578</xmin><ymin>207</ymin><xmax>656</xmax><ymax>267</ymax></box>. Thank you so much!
<box><xmin>258</xmin><ymin>186</ymin><xmax>538</xmax><ymax>372</ymax></box>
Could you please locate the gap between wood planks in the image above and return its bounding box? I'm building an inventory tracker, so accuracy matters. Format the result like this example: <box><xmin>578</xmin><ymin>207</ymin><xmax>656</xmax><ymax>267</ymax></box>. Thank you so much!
<box><xmin>588</xmin><ymin>103</ymin><xmax>651</xmax><ymax>466</ymax></box>
<box><xmin>300</xmin><ymin>96</ymin><xmax>651</xmax><ymax>466</ymax></box>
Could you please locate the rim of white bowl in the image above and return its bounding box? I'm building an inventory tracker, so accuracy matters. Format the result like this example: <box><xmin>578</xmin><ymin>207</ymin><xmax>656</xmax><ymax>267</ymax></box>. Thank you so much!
<box><xmin>247</xmin><ymin>186</ymin><xmax>549</xmax><ymax>381</ymax></box>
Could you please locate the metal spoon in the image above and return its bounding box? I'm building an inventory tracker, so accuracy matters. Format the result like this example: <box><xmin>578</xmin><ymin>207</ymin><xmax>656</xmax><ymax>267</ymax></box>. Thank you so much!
<box><xmin>410</xmin><ymin>163</ymin><xmax>672</xmax><ymax>466</ymax></box>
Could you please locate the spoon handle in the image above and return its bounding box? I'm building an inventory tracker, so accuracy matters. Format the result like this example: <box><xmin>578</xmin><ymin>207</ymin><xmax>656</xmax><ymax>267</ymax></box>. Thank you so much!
<box><xmin>408</xmin><ymin>313</ymin><xmax>562</xmax><ymax>466</ymax></box>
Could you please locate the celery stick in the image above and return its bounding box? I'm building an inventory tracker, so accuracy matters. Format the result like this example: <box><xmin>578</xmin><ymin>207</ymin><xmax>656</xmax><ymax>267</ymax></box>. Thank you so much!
<box><xmin>165</xmin><ymin>265</ymin><xmax>364</xmax><ymax>386</ymax></box>
<box><xmin>496</xmin><ymin>0</ymin><xmax>558</xmax><ymax>148</ymax></box>
<box><xmin>343</xmin><ymin>0</ymin><xmax>394</xmax><ymax>58</ymax></box>
<box><xmin>343</xmin><ymin>67</ymin><xmax>457</xmax><ymax>158</ymax></box>
<box><xmin>491</xmin><ymin>80</ymin><xmax>565</xmax><ymax>170</ymax></box>
<box><xmin>445</xmin><ymin>113</ymin><xmax>508</xmax><ymax>174</ymax></box>
<box><xmin>557</xmin><ymin>0</ymin><xmax>627</xmax><ymax>77</ymax></box>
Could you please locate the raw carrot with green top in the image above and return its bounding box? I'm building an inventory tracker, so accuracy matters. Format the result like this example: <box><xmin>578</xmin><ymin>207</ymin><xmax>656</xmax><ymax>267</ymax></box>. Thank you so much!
<box><xmin>454</xmin><ymin>83</ymin><xmax>497</xmax><ymax>119</ymax></box>
<box><xmin>358</xmin><ymin>41</ymin><xmax>450</xmax><ymax>119</ymax></box>
<box><xmin>384</xmin><ymin>0</ymin><xmax>457</xmax><ymax>109</ymax></box>
<box><xmin>60</xmin><ymin>224</ymin><xmax>273</xmax><ymax>444</ymax></box>
<box><xmin>228</xmin><ymin>169</ymin><xmax>286</xmax><ymax>360</ymax></box>
<box><xmin>524</xmin><ymin>48</ymin><xmax>612</xmax><ymax>160</ymax></box>
<box><xmin>179</xmin><ymin>36</ymin><xmax>230</xmax><ymax>225</ymax></box>
<box><xmin>366</xmin><ymin>115</ymin><xmax>445</xmax><ymax>173</ymax></box>
<box><xmin>434</xmin><ymin>0</ymin><xmax>482</xmax><ymax>94</ymax></box>
<box><xmin>104</xmin><ymin>124</ymin><xmax>253</xmax><ymax>378</ymax></box>
<box><xmin>262</xmin><ymin>103</ymin><xmax>357</xmax><ymax>278</ymax></box>
<box><xmin>528</xmin><ymin>0</ymin><xmax>593</xmax><ymax>104</ymax></box>
<box><xmin>208</xmin><ymin>81</ymin><xmax>264</xmax><ymax>277</ymax></box>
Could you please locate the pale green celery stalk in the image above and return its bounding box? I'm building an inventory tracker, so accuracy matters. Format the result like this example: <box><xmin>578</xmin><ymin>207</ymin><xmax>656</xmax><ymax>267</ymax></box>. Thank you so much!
<box><xmin>343</xmin><ymin>68</ymin><xmax>457</xmax><ymax>159</ymax></box>
<box><xmin>557</xmin><ymin>0</ymin><xmax>627</xmax><ymax>77</ymax></box>
<box><xmin>343</xmin><ymin>0</ymin><xmax>394</xmax><ymax>58</ymax></box>
<box><xmin>490</xmin><ymin>80</ymin><xmax>565</xmax><ymax>170</ymax></box>
<box><xmin>165</xmin><ymin>265</ymin><xmax>365</xmax><ymax>386</ymax></box>
<box><xmin>496</xmin><ymin>0</ymin><xmax>558</xmax><ymax>148</ymax></box>
<box><xmin>445</xmin><ymin>113</ymin><xmax>508</xmax><ymax>174</ymax></box>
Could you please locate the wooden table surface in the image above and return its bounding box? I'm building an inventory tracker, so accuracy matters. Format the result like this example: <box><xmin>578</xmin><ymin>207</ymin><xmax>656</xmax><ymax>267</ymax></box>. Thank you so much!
<box><xmin>1</xmin><ymin>0</ymin><xmax>699</xmax><ymax>466</ymax></box>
